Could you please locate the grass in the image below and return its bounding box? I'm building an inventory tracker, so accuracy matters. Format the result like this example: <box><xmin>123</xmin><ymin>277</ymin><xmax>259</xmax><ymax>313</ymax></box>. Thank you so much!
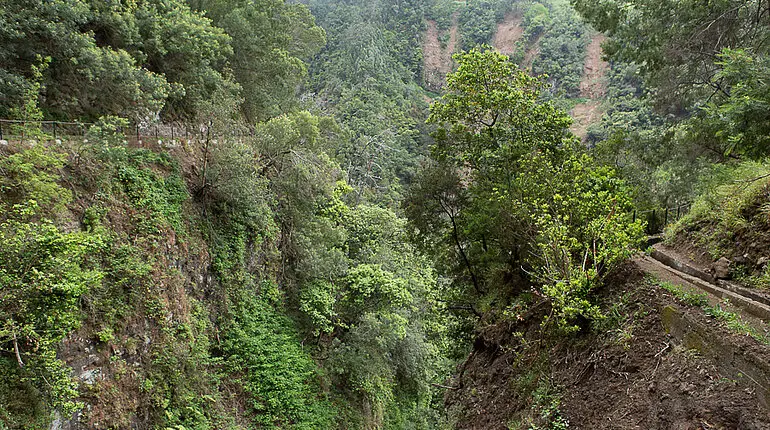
<box><xmin>704</xmin><ymin>303</ymin><xmax>770</xmax><ymax>345</ymax></box>
<box><xmin>666</xmin><ymin>160</ymin><xmax>770</xmax><ymax>262</ymax></box>
<box><xmin>650</xmin><ymin>276</ymin><xmax>770</xmax><ymax>345</ymax></box>
<box><xmin>735</xmin><ymin>264</ymin><xmax>770</xmax><ymax>290</ymax></box>
<box><xmin>654</xmin><ymin>278</ymin><xmax>709</xmax><ymax>307</ymax></box>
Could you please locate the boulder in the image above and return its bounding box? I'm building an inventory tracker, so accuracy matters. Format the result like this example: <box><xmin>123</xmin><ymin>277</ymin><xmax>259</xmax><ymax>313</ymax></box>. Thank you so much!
<box><xmin>713</xmin><ymin>257</ymin><xmax>731</xmax><ymax>279</ymax></box>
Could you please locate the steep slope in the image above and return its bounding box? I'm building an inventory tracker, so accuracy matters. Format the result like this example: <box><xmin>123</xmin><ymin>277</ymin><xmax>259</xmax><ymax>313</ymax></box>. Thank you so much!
<box><xmin>0</xmin><ymin>134</ymin><xmax>347</xmax><ymax>429</ymax></box>
<box><xmin>423</xmin><ymin>16</ymin><xmax>459</xmax><ymax>91</ymax></box>
<box><xmin>445</xmin><ymin>262</ymin><xmax>770</xmax><ymax>429</ymax></box>
<box><xmin>578</xmin><ymin>34</ymin><xmax>609</xmax><ymax>99</ymax></box>
<box><xmin>521</xmin><ymin>35</ymin><xmax>542</xmax><ymax>69</ymax></box>
<box><xmin>667</xmin><ymin>164</ymin><xmax>770</xmax><ymax>292</ymax></box>
<box><xmin>0</xmin><ymin>115</ymin><xmax>449</xmax><ymax>428</ymax></box>
<box><xmin>571</xmin><ymin>33</ymin><xmax>609</xmax><ymax>139</ymax></box>
<box><xmin>492</xmin><ymin>13</ymin><xmax>524</xmax><ymax>56</ymax></box>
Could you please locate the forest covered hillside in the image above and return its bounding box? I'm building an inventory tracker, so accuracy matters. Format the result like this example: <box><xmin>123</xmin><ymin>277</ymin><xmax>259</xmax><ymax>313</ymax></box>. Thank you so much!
<box><xmin>421</xmin><ymin>0</ymin><xmax>609</xmax><ymax>139</ymax></box>
<box><xmin>2</xmin><ymin>0</ymin><xmax>770</xmax><ymax>429</ymax></box>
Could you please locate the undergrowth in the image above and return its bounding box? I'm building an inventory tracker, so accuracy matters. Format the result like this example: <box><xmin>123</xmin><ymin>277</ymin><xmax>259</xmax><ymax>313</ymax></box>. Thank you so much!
<box><xmin>651</xmin><ymin>277</ymin><xmax>770</xmax><ymax>345</ymax></box>
<box><xmin>506</xmin><ymin>364</ymin><xmax>569</xmax><ymax>430</ymax></box>
<box><xmin>667</xmin><ymin>161</ymin><xmax>770</xmax><ymax>261</ymax></box>
<box><xmin>0</xmin><ymin>133</ymin><xmax>340</xmax><ymax>428</ymax></box>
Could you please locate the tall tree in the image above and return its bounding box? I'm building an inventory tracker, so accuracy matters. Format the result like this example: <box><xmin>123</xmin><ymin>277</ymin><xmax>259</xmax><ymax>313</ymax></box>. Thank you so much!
<box><xmin>572</xmin><ymin>0</ymin><xmax>770</xmax><ymax>112</ymax></box>
<box><xmin>193</xmin><ymin>0</ymin><xmax>326</xmax><ymax>122</ymax></box>
<box><xmin>407</xmin><ymin>48</ymin><xmax>642</xmax><ymax>330</ymax></box>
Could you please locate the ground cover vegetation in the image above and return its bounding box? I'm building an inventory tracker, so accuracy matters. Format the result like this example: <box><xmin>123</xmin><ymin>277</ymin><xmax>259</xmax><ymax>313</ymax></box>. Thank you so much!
<box><xmin>0</xmin><ymin>0</ymin><xmax>454</xmax><ymax>428</ymax></box>
<box><xmin>574</xmin><ymin>0</ymin><xmax>770</xmax><ymax>205</ymax></box>
<box><xmin>572</xmin><ymin>0</ymin><xmax>770</xmax><ymax>277</ymax></box>
<box><xmin>6</xmin><ymin>0</ymin><xmax>770</xmax><ymax>428</ymax></box>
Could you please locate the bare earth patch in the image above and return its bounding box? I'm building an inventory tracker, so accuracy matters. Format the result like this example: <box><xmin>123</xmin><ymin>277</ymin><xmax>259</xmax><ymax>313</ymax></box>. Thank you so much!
<box><xmin>445</xmin><ymin>264</ymin><xmax>770</xmax><ymax>429</ymax></box>
<box><xmin>570</xmin><ymin>33</ymin><xmax>609</xmax><ymax>140</ymax></box>
<box><xmin>580</xmin><ymin>34</ymin><xmax>609</xmax><ymax>99</ymax></box>
<box><xmin>493</xmin><ymin>13</ymin><xmax>524</xmax><ymax>56</ymax></box>
<box><xmin>570</xmin><ymin>99</ymin><xmax>603</xmax><ymax>140</ymax></box>
<box><xmin>423</xmin><ymin>17</ymin><xmax>458</xmax><ymax>91</ymax></box>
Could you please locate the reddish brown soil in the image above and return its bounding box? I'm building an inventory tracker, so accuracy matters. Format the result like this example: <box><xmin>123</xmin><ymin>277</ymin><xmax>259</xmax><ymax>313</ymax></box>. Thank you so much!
<box><xmin>570</xmin><ymin>34</ymin><xmax>609</xmax><ymax>139</ymax></box>
<box><xmin>445</xmin><ymin>263</ymin><xmax>770</xmax><ymax>429</ymax></box>
<box><xmin>423</xmin><ymin>17</ymin><xmax>458</xmax><ymax>91</ymax></box>
<box><xmin>570</xmin><ymin>99</ymin><xmax>603</xmax><ymax>139</ymax></box>
<box><xmin>579</xmin><ymin>34</ymin><xmax>609</xmax><ymax>99</ymax></box>
<box><xmin>493</xmin><ymin>13</ymin><xmax>524</xmax><ymax>56</ymax></box>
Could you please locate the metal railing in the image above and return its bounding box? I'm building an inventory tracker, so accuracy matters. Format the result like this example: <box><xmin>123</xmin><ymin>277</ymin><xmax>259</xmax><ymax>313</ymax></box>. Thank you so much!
<box><xmin>0</xmin><ymin>119</ymin><xmax>94</xmax><ymax>141</ymax></box>
<box><xmin>0</xmin><ymin>119</ymin><xmax>252</xmax><ymax>144</ymax></box>
<box><xmin>633</xmin><ymin>202</ymin><xmax>691</xmax><ymax>234</ymax></box>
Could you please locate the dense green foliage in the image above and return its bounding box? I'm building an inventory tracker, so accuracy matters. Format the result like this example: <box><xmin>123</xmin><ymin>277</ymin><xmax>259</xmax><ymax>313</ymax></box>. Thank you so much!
<box><xmin>0</xmin><ymin>0</ymin><xmax>454</xmax><ymax>422</ymax></box>
<box><xmin>192</xmin><ymin>0</ymin><xmax>326</xmax><ymax>122</ymax></box>
<box><xmin>0</xmin><ymin>0</ymin><xmax>324</xmax><ymax>121</ymax></box>
<box><xmin>573</xmin><ymin>0</ymin><xmax>770</xmax><ymax>213</ymax></box>
<box><xmin>0</xmin><ymin>146</ymin><xmax>105</xmax><ymax>420</ymax></box>
<box><xmin>573</xmin><ymin>0</ymin><xmax>770</xmax><ymax>298</ymax></box>
<box><xmin>458</xmin><ymin>0</ymin><xmax>511</xmax><ymax>49</ymax></box>
<box><xmin>530</xmin><ymin>2</ymin><xmax>590</xmax><ymax>98</ymax></box>
<box><xmin>572</xmin><ymin>0</ymin><xmax>770</xmax><ymax>113</ymax></box>
<box><xmin>407</xmin><ymin>49</ymin><xmax>642</xmax><ymax>332</ymax></box>
<box><xmin>9</xmin><ymin>0</ymin><xmax>758</xmax><ymax>428</ymax></box>
<box><xmin>306</xmin><ymin>0</ymin><xmax>430</xmax><ymax>203</ymax></box>
<box><xmin>451</xmin><ymin>0</ymin><xmax>591</xmax><ymax>101</ymax></box>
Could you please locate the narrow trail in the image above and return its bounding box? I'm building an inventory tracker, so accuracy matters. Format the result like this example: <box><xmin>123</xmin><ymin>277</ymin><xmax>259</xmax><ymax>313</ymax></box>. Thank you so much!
<box><xmin>632</xmin><ymin>243</ymin><xmax>770</xmax><ymax>410</ymax></box>
<box><xmin>637</xmin><ymin>242</ymin><xmax>770</xmax><ymax>325</ymax></box>
<box><xmin>448</xmin><ymin>250</ymin><xmax>770</xmax><ymax>428</ymax></box>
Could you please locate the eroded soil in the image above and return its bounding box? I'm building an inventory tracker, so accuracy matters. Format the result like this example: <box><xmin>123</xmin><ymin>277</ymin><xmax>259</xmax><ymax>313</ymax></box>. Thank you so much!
<box><xmin>492</xmin><ymin>13</ymin><xmax>524</xmax><ymax>56</ymax></box>
<box><xmin>423</xmin><ymin>17</ymin><xmax>458</xmax><ymax>91</ymax></box>
<box><xmin>446</xmin><ymin>263</ymin><xmax>770</xmax><ymax>429</ymax></box>
<box><xmin>570</xmin><ymin>33</ymin><xmax>609</xmax><ymax>139</ymax></box>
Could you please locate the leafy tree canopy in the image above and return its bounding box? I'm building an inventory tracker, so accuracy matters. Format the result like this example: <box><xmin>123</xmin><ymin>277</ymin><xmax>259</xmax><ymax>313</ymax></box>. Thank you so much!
<box><xmin>409</xmin><ymin>48</ymin><xmax>643</xmax><ymax>331</ymax></box>
<box><xmin>0</xmin><ymin>0</ymin><xmax>325</xmax><ymax>122</ymax></box>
